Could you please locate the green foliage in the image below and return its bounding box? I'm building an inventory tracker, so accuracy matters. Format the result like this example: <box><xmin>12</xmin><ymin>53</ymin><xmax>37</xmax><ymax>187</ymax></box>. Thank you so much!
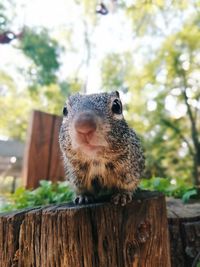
<box><xmin>125</xmin><ymin>14</ymin><xmax>200</xmax><ymax>183</ymax></box>
<box><xmin>1</xmin><ymin>177</ymin><xmax>199</xmax><ymax>213</ymax></box>
<box><xmin>140</xmin><ymin>177</ymin><xmax>199</xmax><ymax>203</ymax></box>
<box><xmin>124</xmin><ymin>0</ymin><xmax>198</xmax><ymax>36</ymax></box>
<box><xmin>20</xmin><ymin>28</ymin><xmax>60</xmax><ymax>86</ymax></box>
<box><xmin>101</xmin><ymin>52</ymin><xmax>132</xmax><ymax>91</ymax></box>
<box><xmin>1</xmin><ymin>180</ymin><xmax>74</xmax><ymax>212</ymax></box>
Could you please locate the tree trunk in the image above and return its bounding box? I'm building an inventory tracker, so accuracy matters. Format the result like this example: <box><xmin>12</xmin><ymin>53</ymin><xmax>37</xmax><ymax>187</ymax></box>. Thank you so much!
<box><xmin>194</xmin><ymin>148</ymin><xmax>200</xmax><ymax>186</ymax></box>
<box><xmin>167</xmin><ymin>198</ymin><xmax>200</xmax><ymax>267</ymax></box>
<box><xmin>0</xmin><ymin>191</ymin><xmax>171</xmax><ymax>267</ymax></box>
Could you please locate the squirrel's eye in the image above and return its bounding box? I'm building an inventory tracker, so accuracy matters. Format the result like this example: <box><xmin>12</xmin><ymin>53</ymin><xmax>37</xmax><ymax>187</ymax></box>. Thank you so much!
<box><xmin>63</xmin><ymin>106</ymin><xmax>68</xmax><ymax>116</ymax></box>
<box><xmin>112</xmin><ymin>99</ymin><xmax>122</xmax><ymax>114</ymax></box>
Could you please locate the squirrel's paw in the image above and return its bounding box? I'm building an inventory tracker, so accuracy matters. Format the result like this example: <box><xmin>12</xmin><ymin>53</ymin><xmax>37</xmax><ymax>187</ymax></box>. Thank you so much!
<box><xmin>74</xmin><ymin>194</ymin><xmax>95</xmax><ymax>205</ymax></box>
<box><xmin>111</xmin><ymin>191</ymin><xmax>133</xmax><ymax>206</ymax></box>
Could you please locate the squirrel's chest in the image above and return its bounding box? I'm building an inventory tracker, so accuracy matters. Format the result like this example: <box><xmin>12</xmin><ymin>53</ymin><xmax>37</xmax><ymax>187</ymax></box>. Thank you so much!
<box><xmin>88</xmin><ymin>160</ymin><xmax>105</xmax><ymax>176</ymax></box>
<box><xmin>83</xmin><ymin>160</ymin><xmax>115</xmax><ymax>189</ymax></box>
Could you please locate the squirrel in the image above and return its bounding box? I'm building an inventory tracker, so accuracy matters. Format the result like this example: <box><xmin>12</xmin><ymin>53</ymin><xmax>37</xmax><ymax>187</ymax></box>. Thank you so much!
<box><xmin>59</xmin><ymin>91</ymin><xmax>145</xmax><ymax>206</ymax></box>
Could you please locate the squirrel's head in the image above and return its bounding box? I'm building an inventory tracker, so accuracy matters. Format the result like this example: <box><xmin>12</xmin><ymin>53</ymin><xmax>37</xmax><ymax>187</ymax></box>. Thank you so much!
<box><xmin>62</xmin><ymin>91</ymin><xmax>123</xmax><ymax>121</ymax></box>
<box><xmin>60</xmin><ymin>91</ymin><xmax>127</xmax><ymax>157</ymax></box>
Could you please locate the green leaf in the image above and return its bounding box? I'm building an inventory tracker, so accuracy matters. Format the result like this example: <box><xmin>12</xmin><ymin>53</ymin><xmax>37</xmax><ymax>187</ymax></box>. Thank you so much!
<box><xmin>39</xmin><ymin>180</ymin><xmax>52</xmax><ymax>188</ymax></box>
<box><xmin>0</xmin><ymin>181</ymin><xmax>74</xmax><ymax>212</ymax></box>
<box><xmin>182</xmin><ymin>189</ymin><xmax>197</xmax><ymax>203</ymax></box>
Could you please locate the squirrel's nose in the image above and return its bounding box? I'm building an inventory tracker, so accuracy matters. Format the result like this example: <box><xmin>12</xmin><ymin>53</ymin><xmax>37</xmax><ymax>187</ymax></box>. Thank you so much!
<box><xmin>74</xmin><ymin>112</ymin><xmax>97</xmax><ymax>134</ymax></box>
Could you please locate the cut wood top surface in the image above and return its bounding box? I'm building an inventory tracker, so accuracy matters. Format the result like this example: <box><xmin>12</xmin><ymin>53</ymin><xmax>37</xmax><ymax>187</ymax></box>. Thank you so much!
<box><xmin>166</xmin><ymin>197</ymin><xmax>200</xmax><ymax>219</ymax></box>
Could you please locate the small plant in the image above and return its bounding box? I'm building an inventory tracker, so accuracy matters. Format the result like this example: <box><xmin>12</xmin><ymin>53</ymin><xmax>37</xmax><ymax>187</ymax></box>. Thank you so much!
<box><xmin>140</xmin><ymin>177</ymin><xmax>199</xmax><ymax>203</ymax></box>
<box><xmin>1</xmin><ymin>180</ymin><xmax>74</xmax><ymax>212</ymax></box>
<box><xmin>1</xmin><ymin>177</ymin><xmax>199</xmax><ymax>213</ymax></box>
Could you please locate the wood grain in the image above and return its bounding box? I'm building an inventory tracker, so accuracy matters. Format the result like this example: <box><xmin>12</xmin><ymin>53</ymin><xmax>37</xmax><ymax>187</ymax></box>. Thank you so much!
<box><xmin>0</xmin><ymin>209</ymin><xmax>29</xmax><ymax>267</ymax></box>
<box><xmin>22</xmin><ymin>110</ymin><xmax>65</xmax><ymax>188</ymax></box>
<box><xmin>48</xmin><ymin>115</ymin><xmax>65</xmax><ymax>182</ymax></box>
<box><xmin>0</xmin><ymin>191</ymin><xmax>171</xmax><ymax>267</ymax></box>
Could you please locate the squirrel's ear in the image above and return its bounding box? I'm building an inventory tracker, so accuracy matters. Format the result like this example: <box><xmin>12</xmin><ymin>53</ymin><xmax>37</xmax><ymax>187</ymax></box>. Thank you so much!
<box><xmin>115</xmin><ymin>91</ymin><xmax>120</xmax><ymax>98</ymax></box>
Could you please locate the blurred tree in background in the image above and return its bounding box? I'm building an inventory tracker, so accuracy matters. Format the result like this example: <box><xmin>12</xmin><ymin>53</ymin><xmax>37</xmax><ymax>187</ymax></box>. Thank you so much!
<box><xmin>0</xmin><ymin>0</ymin><xmax>199</xmax><ymax>185</ymax></box>
<box><xmin>20</xmin><ymin>28</ymin><xmax>60</xmax><ymax>86</ymax></box>
<box><xmin>140</xmin><ymin>17</ymin><xmax>200</xmax><ymax>185</ymax></box>
<box><xmin>101</xmin><ymin>0</ymin><xmax>200</xmax><ymax>185</ymax></box>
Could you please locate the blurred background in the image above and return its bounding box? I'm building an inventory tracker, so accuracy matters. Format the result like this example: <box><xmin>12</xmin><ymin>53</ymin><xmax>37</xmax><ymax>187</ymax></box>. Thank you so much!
<box><xmin>0</xmin><ymin>0</ymin><xmax>200</xmax><ymax>207</ymax></box>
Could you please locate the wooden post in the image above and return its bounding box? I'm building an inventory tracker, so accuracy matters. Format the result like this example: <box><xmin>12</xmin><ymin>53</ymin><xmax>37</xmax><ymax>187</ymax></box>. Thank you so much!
<box><xmin>167</xmin><ymin>198</ymin><xmax>200</xmax><ymax>267</ymax></box>
<box><xmin>0</xmin><ymin>192</ymin><xmax>171</xmax><ymax>267</ymax></box>
<box><xmin>22</xmin><ymin>110</ymin><xmax>65</xmax><ymax>188</ymax></box>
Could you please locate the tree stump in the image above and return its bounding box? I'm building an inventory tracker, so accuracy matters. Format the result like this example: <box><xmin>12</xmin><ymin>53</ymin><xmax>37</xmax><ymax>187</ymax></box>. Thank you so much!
<box><xmin>0</xmin><ymin>191</ymin><xmax>171</xmax><ymax>267</ymax></box>
<box><xmin>167</xmin><ymin>198</ymin><xmax>200</xmax><ymax>267</ymax></box>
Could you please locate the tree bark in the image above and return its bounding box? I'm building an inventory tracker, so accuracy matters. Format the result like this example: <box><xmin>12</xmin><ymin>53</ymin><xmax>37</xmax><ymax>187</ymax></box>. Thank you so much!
<box><xmin>0</xmin><ymin>191</ymin><xmax>171</xmax><ymax>267</ymax></box>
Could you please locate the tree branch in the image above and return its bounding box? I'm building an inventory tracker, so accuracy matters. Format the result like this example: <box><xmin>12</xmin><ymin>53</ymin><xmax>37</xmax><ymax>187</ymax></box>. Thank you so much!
<box><xmin>82</xmin><ymin>19</ymin><xmax>93</xmax><ymax>93</ymax></box>
<box><xmin>181</xmin><ymin>72</ymin><xmax>199</xmax><ymax>152</ymax></box>
<box><xmin>161</xmin><ymin>118</ymin><xmax>195</xmax><ymax>156</ymax></box>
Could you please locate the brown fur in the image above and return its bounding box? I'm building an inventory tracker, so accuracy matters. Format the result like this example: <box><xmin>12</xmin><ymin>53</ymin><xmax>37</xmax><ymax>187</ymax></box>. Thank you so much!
<box><xmin>59</xmin><ymin>91</ymin><xmax>145</xmax><ymax>205</ymax></box>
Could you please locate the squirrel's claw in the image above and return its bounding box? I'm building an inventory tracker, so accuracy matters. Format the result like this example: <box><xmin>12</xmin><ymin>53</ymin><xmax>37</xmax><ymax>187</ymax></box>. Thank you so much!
<box><xmin>74</xmin><ymin>194</ymin><xmax>95</xmax><ymax>205</ymax></box>
<box><xmin>111</xmin><ymin>192</ymin><xmax>133</xmax><ymax>206</ymax></box>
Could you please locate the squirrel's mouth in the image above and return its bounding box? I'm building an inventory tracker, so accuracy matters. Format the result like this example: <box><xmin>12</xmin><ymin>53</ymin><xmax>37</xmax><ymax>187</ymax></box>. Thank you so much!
<box><xmin>71</xmin><ymin>131</ymin><xmax>107</xmax><ymax>156</ymax></box>
<box><xmin>75</xmin><ymin>138</ymin><xmax>103</xmax><ymax>157</ymax></box>
<box><xmin>81</xmin><ymin>143</ymin><xmax>103</xmax><ymax>151</ymax></box>
<box><xmin>80</xmin><ymin>132</ymin><xmax>94</xmax><ymax>144</ymax></box>
<box><xmin>79</xmin><ymin>134</ymin><xmax>104</xmax><ymax>150</ymax></box>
